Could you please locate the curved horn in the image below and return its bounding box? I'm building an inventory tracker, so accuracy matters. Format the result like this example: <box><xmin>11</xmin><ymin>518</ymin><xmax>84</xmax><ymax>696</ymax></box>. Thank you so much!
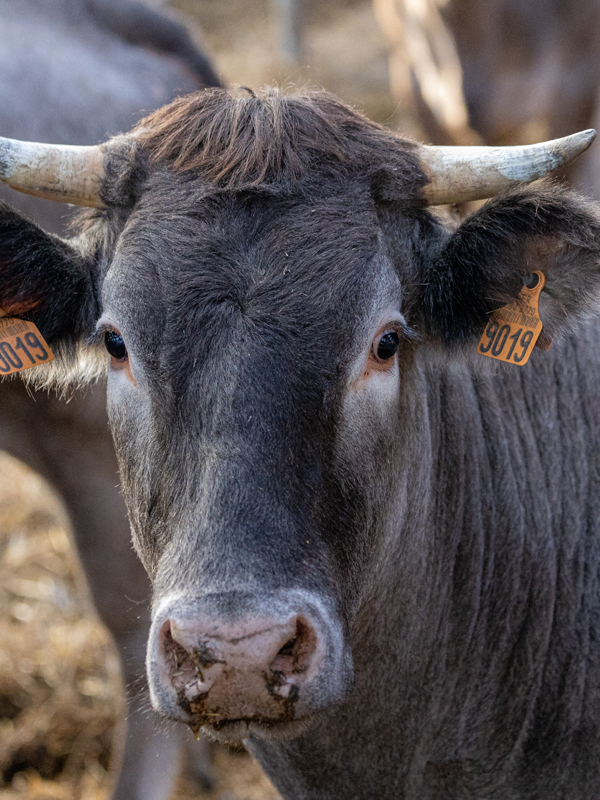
<box><xmin>0</xmin><ymin>137</ymin><xmax>106</xmax><ymax>208</ymax></box>
<box><xmin>420</xmin><ymin>129</ymin><xmax>596</xmax><ymax>205</ymax></box>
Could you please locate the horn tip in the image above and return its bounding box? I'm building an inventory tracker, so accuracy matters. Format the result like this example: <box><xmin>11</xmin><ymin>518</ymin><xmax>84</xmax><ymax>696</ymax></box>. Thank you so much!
<box><xmin>569</xmin><ymin>129</ymin><xmax>596</xmax><ymax>154</ymax></box>
<box><xmin>552</xmin><ymin>128</ymin><xmax>597</xmax><ymax>167</ymax></box>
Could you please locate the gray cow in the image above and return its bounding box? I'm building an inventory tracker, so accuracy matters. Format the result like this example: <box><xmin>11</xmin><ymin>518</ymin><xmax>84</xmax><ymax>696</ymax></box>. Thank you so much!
<box><xmin>0</xmin><ymin>1</ymin><xmax>218</xmax><ymax>797</ymax></box>
<box><xmin>1</xmin><ymin>87</ymin><xmax>600</xmax><ymax>799</ymax></box>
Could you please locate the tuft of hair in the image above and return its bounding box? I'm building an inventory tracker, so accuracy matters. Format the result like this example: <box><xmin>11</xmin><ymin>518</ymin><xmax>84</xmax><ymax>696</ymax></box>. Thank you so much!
<box><xmin>19</xmin><ymin>344</ymin><xmax>108</xmax><ymax>395</ymax></box>
<box><xmin>134</xmin><ymin>86</ymin><xmax>426</xmax><ymax>197</ymax></box>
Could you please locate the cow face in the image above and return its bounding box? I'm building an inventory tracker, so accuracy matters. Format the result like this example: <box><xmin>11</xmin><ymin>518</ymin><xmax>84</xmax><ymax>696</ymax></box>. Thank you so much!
<box><xmin>1</xmin><ymin>89</ymin><xmax>599</xmax><ymax>743</ymax></box>
<box><xmin>99</xmin><ymin>179</ymin><xmax>422</xmax><ymax>740</ymax></box>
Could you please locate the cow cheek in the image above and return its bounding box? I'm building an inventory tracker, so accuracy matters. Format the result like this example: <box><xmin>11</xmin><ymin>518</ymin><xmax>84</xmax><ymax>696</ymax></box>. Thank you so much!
<box><xmin>325</xmin><ymin>372</ymin><xmax>402</xmax><ymax>599</ymax></box>
<box><xmin>345</xmin><ymin>365</ymin><xmax>400</xmax><ymax>437</ymax></box>
<box><xmin>106</xmin><ymin>371</ymin><xmax>144</xmax><ymax>455</ymax></box>
<box><xmin>336</xmin><ymin>368</ymin><xmax>401</xmax><ymax>497</ymax></box>
<box><xmin>106</xmin><ymin>379</ymin><xmax>157</xmax><ymax>567</ymax></box>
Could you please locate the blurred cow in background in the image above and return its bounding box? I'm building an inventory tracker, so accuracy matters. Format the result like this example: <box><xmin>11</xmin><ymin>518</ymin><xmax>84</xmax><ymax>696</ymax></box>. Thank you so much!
<box><xmin>0</xmin><ymin>1</ymin><xmax>219</xmax><ymax>798</ymax></box>
<box><xmin>374</xmin><ymin>0</ymin><xmax>600</xmax><ymax>197</ymax></box>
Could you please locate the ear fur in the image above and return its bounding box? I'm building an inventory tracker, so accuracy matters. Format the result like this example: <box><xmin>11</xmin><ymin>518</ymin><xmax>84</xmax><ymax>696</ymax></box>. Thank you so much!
<box><xmin>420</xmin><ymin>185</ymin><xmax>600</xmax><ymax>346</ymax></box>
<box><xmin>0</xmin><ymin>202</ymin><xmax>102</xmax><ymax>387</ymax></box>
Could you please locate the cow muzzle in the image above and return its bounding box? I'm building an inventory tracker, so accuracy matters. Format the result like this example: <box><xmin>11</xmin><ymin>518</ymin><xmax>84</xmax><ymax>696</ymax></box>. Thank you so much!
<box><xmin>147</xmin><ymin>590</ymin><xmax>352</xmax><ymax>742</ymax></box>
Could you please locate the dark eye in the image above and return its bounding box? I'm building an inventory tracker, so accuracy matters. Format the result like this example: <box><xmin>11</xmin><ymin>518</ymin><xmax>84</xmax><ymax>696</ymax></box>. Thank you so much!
<box><xmin>104</xmin><ymin>330</ymin><xmax>128</xmax><ymax>361</ymax></box>
<box><xmin>375</xmin><ymin>331</ymin><xmax>400</xmax><ymax>361</ymax></box>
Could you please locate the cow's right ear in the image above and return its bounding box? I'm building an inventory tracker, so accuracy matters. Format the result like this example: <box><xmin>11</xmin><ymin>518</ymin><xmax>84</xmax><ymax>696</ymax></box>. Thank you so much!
<box><xmin>0</xmin><ymin>203</ymin><xmax>100</xmax><ymax>384</ymax></box>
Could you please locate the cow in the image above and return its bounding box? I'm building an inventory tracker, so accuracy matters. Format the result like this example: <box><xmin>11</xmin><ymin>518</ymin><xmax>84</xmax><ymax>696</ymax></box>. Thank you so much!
<box><xmin>442</xmin><ymin>0</ymin><xmax>600</xmax><ymax>198</ymax></box>
<box><xmin>374</xmin><ymin>0</ymin><xmax>600</xmax><ymax>197</ymax></box>
<box><xmin>0</xmin><ymin>1</ymin><xmax>219</xmax><ymax>797</ymax></box>
<box><xmin>0</xmin><ymin>86</ymin><xmax>599</xmax><ymax>799</ymax></box>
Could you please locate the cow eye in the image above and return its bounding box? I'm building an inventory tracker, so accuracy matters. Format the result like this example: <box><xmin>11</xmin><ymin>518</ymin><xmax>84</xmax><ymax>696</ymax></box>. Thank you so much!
<box><xmin>374</xmin><ymin>330</ymin><xmax>400</xmax><ymax>361</ymax></box>
<box><xmin>104</xmin><ymin>330</ymin><xmax>128</xmax><ymax>361</ymax></box>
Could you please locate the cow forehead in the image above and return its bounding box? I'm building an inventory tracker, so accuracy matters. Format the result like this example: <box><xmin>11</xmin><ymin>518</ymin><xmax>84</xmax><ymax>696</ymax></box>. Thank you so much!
<box><xmin>103</xmin><ymin>189</ymin><xmax>404</xmax><ymax>379</ymax></box>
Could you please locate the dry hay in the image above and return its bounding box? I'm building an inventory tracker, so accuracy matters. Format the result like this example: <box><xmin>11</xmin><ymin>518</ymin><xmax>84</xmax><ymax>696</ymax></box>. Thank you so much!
<box><xmin>0</xmin><ymin>454</ymin><xmax>119</xmax><ymax>799</ymax></box>
<box><xmin>0</xmin><ymin>453</ymin><xmax>279</xmax><ymax>800</ymax></box>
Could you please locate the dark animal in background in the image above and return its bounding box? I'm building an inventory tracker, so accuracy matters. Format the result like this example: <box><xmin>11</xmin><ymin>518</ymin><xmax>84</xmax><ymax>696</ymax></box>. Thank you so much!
<box><xmin>443</xmin><ymin>0</ymin><xmax>600</xmax><ymax>196</ymax></box>
<box><xmin>0</xmin><ymin>1</ymin><xmax>219</xmax><ymax>798</ymax></box>
<box><xmin>375</xmin><ymin>0</ymin><xmax>600</xmax><ymax>197</ymax></box>
<box><xmin>1</xmin><ymin>86</ymin><xmax>600</xmax><ymax>799</ymax></box>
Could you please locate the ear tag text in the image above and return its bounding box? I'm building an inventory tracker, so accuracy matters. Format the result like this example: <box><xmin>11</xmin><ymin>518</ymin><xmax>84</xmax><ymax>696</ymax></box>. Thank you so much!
<box><xmin>478</xmin><ymin>271</ymin><xmax>546</xmax><ymax>366</ymax></box>
<box><xmin>0</xmin><ymin>313</ymin><xmax>54</xmax><ymax>375</ymax></box>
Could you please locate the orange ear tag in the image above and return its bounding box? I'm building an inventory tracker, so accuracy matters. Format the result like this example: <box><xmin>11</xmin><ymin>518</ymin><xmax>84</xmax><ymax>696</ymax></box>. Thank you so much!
<box><xmin>0</xmin><ymin>312</ymin><xmax>54</xmax><ymax>375</ymax></box>
<box><xmin>477</xmin><ymin>271</ymin><xmax>547</xmax><ymax>366</ymax></box>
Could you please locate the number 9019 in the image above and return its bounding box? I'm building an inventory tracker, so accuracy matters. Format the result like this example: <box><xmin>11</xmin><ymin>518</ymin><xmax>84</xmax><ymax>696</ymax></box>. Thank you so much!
<box><xmin>478</xmin><ymin>320</ymin><xmax>535</xmax><ymax>364</ymax></box>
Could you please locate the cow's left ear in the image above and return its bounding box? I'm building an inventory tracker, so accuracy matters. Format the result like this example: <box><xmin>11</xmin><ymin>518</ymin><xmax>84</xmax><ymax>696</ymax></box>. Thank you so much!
<box><xmin>0</xmin><ymin>202</ymin><xmax>100</xmax><ymax>383</ymax></box>
<box><xmin>419</xmin><ymin>186</ymin><xmax>600</xmax><ymax>347</ymax></box>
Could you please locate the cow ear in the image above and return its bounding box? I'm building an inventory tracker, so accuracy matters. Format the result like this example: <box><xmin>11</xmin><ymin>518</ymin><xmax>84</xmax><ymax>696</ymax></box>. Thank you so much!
<box><xmin>0</xmin><ymin>202</ymin><xmax>101</xmax><ymax>385</ymax></box>
<box><xmin>419</xmin><ymin>186</ymin><xmax>600</xmax><ymax>348</ymax></box>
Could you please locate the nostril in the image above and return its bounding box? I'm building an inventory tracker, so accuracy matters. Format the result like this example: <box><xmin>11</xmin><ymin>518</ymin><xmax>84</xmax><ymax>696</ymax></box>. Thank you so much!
<box><xmin>161</xmin><ymin>623</ymin><xmax>198</xmax><ymax>693</ymax></box>
<box><xmin>278</xmin><ymin>639</ymin><xmax>296</xmax><ymax>657</ymax></box>
<box><xmin>270</xmin><ymin>617</ymin><xmax>317</xmax><ymax>679</ymax></box>
<box><xmin>160</xmin><ymin>620</ymin><xmax>224</xmax><ymax>699</ymax></box>
<box><xmin>163</xmin><ymin>623</ymin><xmax>190</xmax><ymax>669</ymax></box>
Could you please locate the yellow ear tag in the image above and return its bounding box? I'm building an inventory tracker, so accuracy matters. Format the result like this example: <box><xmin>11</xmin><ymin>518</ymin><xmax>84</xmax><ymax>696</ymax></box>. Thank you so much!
<box><xmin>478</xmin><ymin>271</ymin><xmax>546</xmax><ymax>366</ymax></box>
<box><xmin>0</xmin><ymin>312</ymin><xmax>54</xmax><ymax>375</ymax></box>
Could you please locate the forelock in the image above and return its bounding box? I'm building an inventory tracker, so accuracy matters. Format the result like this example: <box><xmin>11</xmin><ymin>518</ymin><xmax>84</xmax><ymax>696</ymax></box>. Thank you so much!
<box><xmin>134</xmin><ymin>87</ymin><xmax>427</xmax><ymax>198</ymax></box>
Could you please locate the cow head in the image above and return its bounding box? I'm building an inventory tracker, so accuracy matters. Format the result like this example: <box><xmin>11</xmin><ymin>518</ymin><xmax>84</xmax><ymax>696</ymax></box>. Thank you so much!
<box><xmin>1</xmin><ymin>89</ymin><xmax>599</xmax><ymax>743</ymax></box>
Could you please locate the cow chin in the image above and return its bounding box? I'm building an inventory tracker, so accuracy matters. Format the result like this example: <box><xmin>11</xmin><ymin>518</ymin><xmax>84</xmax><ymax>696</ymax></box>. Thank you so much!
<box><xmin>146</xmin><ymin>589</ymin><xmax>353</xmax><ymax>744</ymax></box>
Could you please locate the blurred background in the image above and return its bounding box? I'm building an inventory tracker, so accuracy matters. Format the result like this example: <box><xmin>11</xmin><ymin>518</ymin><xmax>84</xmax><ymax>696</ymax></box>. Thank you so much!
<box><xmin>1</xmin><ymin>1</ymin><xmax>599</xmax><ymax>799</ymax></box>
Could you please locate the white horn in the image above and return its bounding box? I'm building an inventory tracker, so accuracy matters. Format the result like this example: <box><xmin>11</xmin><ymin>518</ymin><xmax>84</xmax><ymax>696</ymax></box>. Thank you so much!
<box><xmin>420</xmin><ymin>129</ymin><xmax>596</xmax><ymax>205</ymax></box>
<box><xmin>0</xmin><ymin>137</ymin><xmax>105</xmax><ymax>208</ymax></box>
